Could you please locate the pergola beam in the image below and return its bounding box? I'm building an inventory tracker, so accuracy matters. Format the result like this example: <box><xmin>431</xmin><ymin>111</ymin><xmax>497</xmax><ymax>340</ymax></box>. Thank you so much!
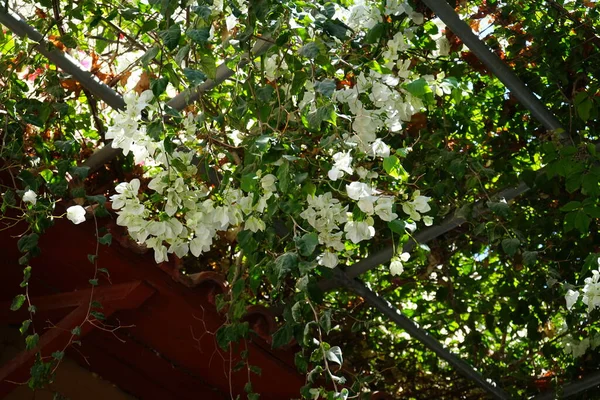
<box><xmin>333</xmin><ymin>268</ymin><xmax>509</xmax><ymax>400</ymax></box>
<box><xmin>0</xmin><ymin>8</ymin><xmax>273</xmax><ymax>174</ymax></box>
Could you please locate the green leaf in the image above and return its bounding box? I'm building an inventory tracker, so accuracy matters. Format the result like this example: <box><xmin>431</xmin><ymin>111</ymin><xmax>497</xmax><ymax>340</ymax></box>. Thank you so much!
<box><xmin>199</xmin><ymin>52</ymin><xmax>217</xmax><ymax>79</ymax></box>
<box><xmin>98</xmin><ymin>233</ymin><xmax>112</xmax><ymax>246</ymax></box>
<box><xmin>314</xmin><ymin>79</ymin><xmax>336</xmax><ymax>98</ymax></box>
<box><xmin>20</xmin><ymin>319</ymin><xmax>32</xmax><ymax>335</ymax></box>
<box><xmin>523</xmin><ymin>251</ymin><xmax>538</xmax><ymax>266</ymax></box>
<box><xmin>187</xmin><ymin>28</ymin><xmax>210</xmax><ymax>44</ymax></box>
<box><xmin>319</xmin><ymin>309</ymin><xmax>332</xmax><ymax>334</ymax></box>
<box><xmin>296</xmin><ymin>233</ymin><xmax>319</xmax><ymax>257</ymax></box>
<box><xmin>159</xmin><ymin>23</ymin><xmax>181</xmax><ymax>51</ymax></box>
<box><xmin>388</xmin><ymin>219</ymin><xmax>406</xmax><ymax>234</ymax></box>
<box><xmin>183</xmin><ymin>68</ymin><xmax>207</xmax><ymax>86</ymax></box>
<box><xmin>560</xmin><ymin>201</ymin><xmax>581</xmax><ymax>212</ymax></box>
<box><xmin>151</xmin><ymin>77</ymin><xmax>169</xmax><ymax>97</ymax></box>
<box><xmin>295</xmin><ymin>352</ymin><xmax>308</xmax><ymax>374</ymax></box>
<box><xmin>326</xmin><ymin>346</ymin><xmax>343</xmax><ymax>366</ymax></box>
<box><xmin>277</xmin><ymin>161</ymin><xmax>291</xmax><ymax>193</ymax></box>
<box><xmin>272</xmin><ymin>323</ymin><xmax>293</xmax><ymax>348</ymax></box>
<box><xmin>274</xmin><ymin>252</ymin><xmax>299</xmax><ymax>281</ymax></box>
<box><xmin>71</xmin><ymin>326</ymin><xmax>82</xmax><ymax>336</ymax></box>
<box><xmin>383</xmin><ymin>155</ymin><xmax>408</xmax><ymax>180</ymax></box>
<box><xmin>175</xmin><ymin>44</ymin><xmax>190</xmax><ymax>66</ymax></box>
<box><xmin>298</xmin><ymin>42</ymin><xmax>320</xmax><ymax>58</ymax></box>
<box><xmin>405</xmin><ymin>78</ymin><xmax>431</xmax><ymax>97</ymax></box>
<box><xmin>88</xmin><ymin>254</ymin><xmax>97</xmax><ymax>264</ymax></box>
<box><xmin>501</xmin><ymin>238</ymin><xmax>520</xmax><ymax>257</ymax></box>
<box><xmin>487</xmin><ymin>201</ymin><xmax>511</xmax><ymax>218</ymax></box>
<box><xmin>575</xmin><ymin>210</ymin><xmax>591</xmax><ymax>234</ymax></box>
<box><xmin>10</xmin><ymin>294</ymin><xmax>26</xmax><ymax>311</ymax></box>
<box><xmin>21</xmin><ymin>266</ymin><xmax>32</xmax><ymax>287</ymax></box>
<box><xmin>89</xmin><ymin>279</ymin><xmax>98</xmax><ymax>286</ymax></box>
<box><xmin>25</xmin><ymin>333</ymin><xmax>39</xmax><ymax>350</ymax></box>
<box><xmin>140</xmin><ymin>46</ymin><xmax>159</xmax><ymax>67</ymax></box>
<box><xmin>18</xmin><ymin>234</ymin><xmax>39</xmax><ymax>253</ymax></box>
<box><xmin>52</xmin><ymin>351</ymin><xmax>64</xmax><ymax>361</ymax></box>
<box><xmin>241</xmin><ymin>172</ymin><xmax>258</xmax><ymax>193</ymax></box>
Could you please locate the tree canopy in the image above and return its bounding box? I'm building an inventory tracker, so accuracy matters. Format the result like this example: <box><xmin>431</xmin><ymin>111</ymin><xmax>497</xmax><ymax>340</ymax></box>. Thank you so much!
<box><xmin>2</xmin><ymin>0</ymin><xmax>600</xmax><ymax>398</ymax></box>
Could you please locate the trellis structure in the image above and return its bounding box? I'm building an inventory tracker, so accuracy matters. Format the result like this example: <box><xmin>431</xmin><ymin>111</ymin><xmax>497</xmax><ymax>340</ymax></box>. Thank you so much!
<box><xmin>0</xmin><ymin>1</ymin><xmax>597</xmax><ymax>398</ymax></box>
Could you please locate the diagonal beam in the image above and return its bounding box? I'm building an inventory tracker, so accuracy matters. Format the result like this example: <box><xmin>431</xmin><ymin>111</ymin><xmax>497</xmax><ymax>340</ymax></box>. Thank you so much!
<box><xmin>0</xmin><ymin>281</ymin><xmax>155</xmax><ymax>324</ymax></box>
<box><xmin>332</xmin><ymin>268</ymin><xmax>509</xmax><ymax>400</ymax></box>
<box><xmin>420</xmin><ymin>0</ymin><xmax>563</xmax><ymax>132</ymax></box>
<box><xmin>535</xmin><ymin>370</ymin><xmax>600</xmax><ymax>399</ymax></box>
<box><xmin>0</xmin><ymin>9</ymin><xmax>125</xmax><ymax>110</ymax></box>
<box><xmin>0</xmin><ymin>281</ymin><xmax>154</xmax><ymax>397</ymax></box>
<box><xmin>0</xmin><ymin>8</ymin><xmax>273</xmax><ymax>174</ymax></box>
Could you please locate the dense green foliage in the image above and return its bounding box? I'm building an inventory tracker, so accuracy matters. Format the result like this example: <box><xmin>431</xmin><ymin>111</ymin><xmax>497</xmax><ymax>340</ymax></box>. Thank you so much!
<box><xmin>2</xmin><ymin>0</ymin><xmax>600</xmax><ymax>398</ymax></box>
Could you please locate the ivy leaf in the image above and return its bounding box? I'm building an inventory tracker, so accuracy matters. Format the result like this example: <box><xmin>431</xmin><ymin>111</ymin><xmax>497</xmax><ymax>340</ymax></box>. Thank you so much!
<box><xmin>187</xmin><ymin>28</ymin><xmax>210</xmax><ymax>44</ymax></box>
<box><xmin>98</xmin><ymin>233</ymin><xmax>112</xmax><ymax>245</ymax></box>
<box><xmin>326</xmin><ymin>346</ymin><xmax>343</xmax><ymax>366</ymax></box>
<box><xmin>314</xmin><ymin>79</ymin><xmax>336</xmax><ymax>98</ymax></box>
<box><xmin>10</xmin><ymin>294</ymin><xmax>26</xmax><ymax>311</ymax></box>
<box><xmin>271</xmin><ymin>323</ymin><xmax>293</xmax><ymax>348</ymax></box>
<box><xmin>159</xmin><ymin>23</ymin><xmax>181</xmax><ymax>51</ymax></box>
<box><xmin>140</xmin><ymin>46</ymin><xmax>159</xmax><ymax>66</ymax></box>
<box><xmin>25</xmin><ymin>333</ymin><xmax>39</xmax><ymax>350</ymax></box>
<box><xmin>274</xmin><ymin>252</ymin><xmax>298</xmax><ymax>281</ymax></box>
<box><xmin>199</xmin><ymin>52</ymin><xmax>217</xmax><ymax>79</ymax></box>
<box><xmin>501</xmin><ymin>238</ymin><xmax>520</xmax><ymax>257</ymax></box>
<box><xmin>298</xmin><ymin>42</ymin><xmax>320</xmax><ymax>58</ymax></box>
<box><xmin>383</xmin><ymin>155</ymin><xmax>408</xmax><ymax>180</ymax></box>
<box><xmin>183</xmin><ymin>68</ymin><xmax>206</xmax><ymax>86</ymax></box>
<box><xmin>295</xmin><ymin>232</ymin><xmax>319</xmax><ymax>257</ymax></box>
<box><xmin>18</xmin><ymin>233</ymin><xmax>39</xmax><ymax>253</ymax></box>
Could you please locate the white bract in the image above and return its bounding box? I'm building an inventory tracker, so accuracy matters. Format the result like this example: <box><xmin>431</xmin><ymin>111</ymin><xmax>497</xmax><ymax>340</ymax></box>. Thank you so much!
<box><xmin>66</xmin><ymin>205</ymin><xmax>86</xmax><ymax>225</ymax></box>
<box><xmin>22</xmin><ymin>190</ymin><xmax>37</xmax><ymax>205</ymax></box>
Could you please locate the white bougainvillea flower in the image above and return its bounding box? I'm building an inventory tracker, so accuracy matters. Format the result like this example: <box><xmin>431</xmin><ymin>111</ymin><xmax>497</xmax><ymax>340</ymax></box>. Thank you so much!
<box><xmin>66</xmin><ymin>205</ymin><xmax>86</xmax><ymax>225</ymax></box>
<box><xmin>346</xmin><ymin>182</ymin><xmax>374</xmax><ymax>201</ymax></box>
<box><xmin>261</xmin><ymin>174</ymin><xmax>277</xmax><ymax>193</ymax></box>
<box><xmin>374</xmin><ymin>197</ymin><xmax>398</xmax><ymax>221</ymax></box>
<box><xmin>390</xmin><ymin>252</ymin><xmax>410</xmax><ymax>276</ymax></box>
<box><xmin>318</xmin><ymin>251</ymin><xmax>339</xmax><ymax>269</ymax></box>
<box><xmin>389</xmin><ymin>258</ymin><xmax>403</xmax><ymax>276</ymax></box>
<box><xmin>328</xmin><ymin>151</ymin><xmax>354</xmax><ymax>181</ymax></box>
<box><xmin>344</xmin><ymin>220</ymin><xmax>375</xmax><ymax>243</ymax></box>
<box><xmin>582</xmin><ymin>268</ymin><xmax>600</xmax><ymax>312</ymax></box>
<box><xmin>245</xmin><ymin>215</ymin><xmax>266</xmax><ymax>233</ymax></box>
<box><xmin>22</xmin><ymin>189</ymin><xmax>37</xmax><ymax>205</ymax></box>
<box><xmin>565</xmin><ymin>289</ymin><xmax>580</xmax><ymax>311</ymax></box>
<box><xmin>371</xmin><ymin>139</ymin><xmax>390</xmax><ymax>158</ymax></box>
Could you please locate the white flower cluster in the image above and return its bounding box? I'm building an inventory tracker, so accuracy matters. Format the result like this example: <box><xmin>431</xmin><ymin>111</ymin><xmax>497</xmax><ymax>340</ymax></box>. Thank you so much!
<box><xmin>106</xmin><ymin>92</ymin><xmax>278</xmax><ymax>264</ymax></box>
<box><xmin>300</xmin><ymin>192</ymin><xmax>348</xmax><ymax>269</ymax></box>
<box><xmin>562</xmin><ymin>333</ymin><xmax>600</xmax><ymax>358</ymax></box>
<box><xmin>105</xmin><ymin>90</ymin><xmax>156</xmax><ymax>164</ymax></box>
<box><xmin>565</xmin><ymin>259</ymin><xmax>600</xmax><ymax>313</ymax></box>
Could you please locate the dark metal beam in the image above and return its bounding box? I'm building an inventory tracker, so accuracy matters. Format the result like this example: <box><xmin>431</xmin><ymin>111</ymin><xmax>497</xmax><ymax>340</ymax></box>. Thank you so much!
<box><xmin>0</xmin><ymin>9</ymin><xmax>125</xmax><ymax>110</ymax></box>
<box><xmin>333</xmin><ymin>268</ymin><xmax>509</xmax><ymax>400</ymax></box>
<box><xmin>421</xmin><ymin>0</ymin><xmax>563</xmax><ymax>132</ymax></box>
<box><xmin>535</xmin><ymin>370</ymin><xmax>600</xmax><ymax>399</ymax></box>
<box><xmin>0</xmin><ymin>8</ymin><xmax>274</xmax><ymax>173</ymax></box>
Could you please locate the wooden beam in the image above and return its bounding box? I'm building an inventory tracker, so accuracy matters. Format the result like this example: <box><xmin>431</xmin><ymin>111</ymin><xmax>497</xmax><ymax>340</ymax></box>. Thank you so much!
<box><xmin>0</xmin><ymin>281</ymin><xmax>155</xmax><ymax>324</ymax></box>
